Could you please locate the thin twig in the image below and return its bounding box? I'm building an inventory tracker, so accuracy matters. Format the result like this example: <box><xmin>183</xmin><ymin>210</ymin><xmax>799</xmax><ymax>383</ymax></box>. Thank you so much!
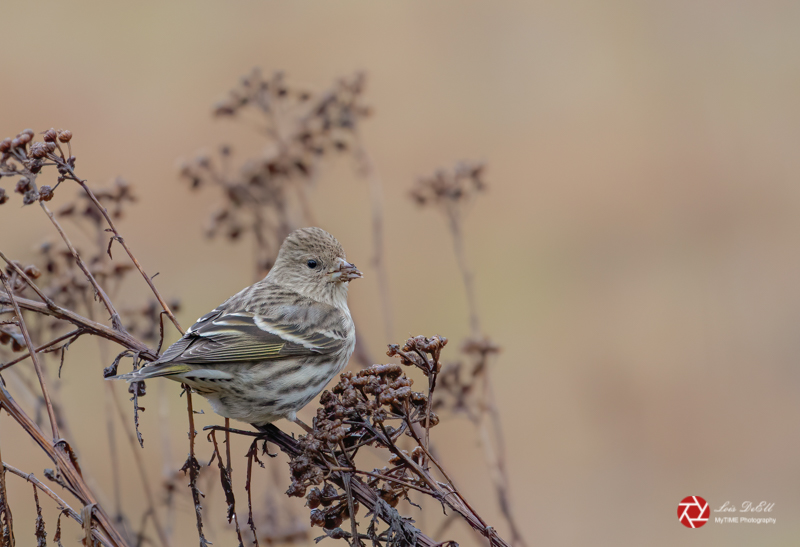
<box><xmin>0</xmin><ymin>294</ymin><xmax>157</xmax><ymax>362</ymax></box>
<box><xmin>38</xmin><ymin>201</ymin><xmax>125</xmax><ymax>331</ymax></box>
<box><xmin>0</xmin><ymin>439</ymin><xmax>15</xmax><ymax>547</ymax></box>
<box><xmin>0</xmin><ymin>251</ymin><xmax>56</xmax><ymax>309</ymax></box>
<box><xmin>244</xmin><ymin>439</ymin><xmax>261</xmax><ymax>547</ymax></box>
<box><xmin>0</xmin><ymin>329</ymin><xmax>84</xmax><ymax>372</ymax></box>
<box><xmin>446</xmin><ymin>209</ymin><xmax>480</xmax><ymax>338</ymax></box>
<box><xmin>0</xmin><ymin>464</ymin><xmax>105</xmax><ymax>546</ymax></box>
<box><xmin>0</xmin><ymin>380</ymin><xmax>130</xmax><ymax>546</ymax></box>
<box><xmin>181</xmin><ymin>387</ymin><xmax>209</xmax><ymax>546</ymax></box>
<box><xmin>0</xmin><ymin>272</ymin><xmax>59</xmax><ymax>441</ymax></box>
<box><xmin>253</xmin><ymin>424</ymin><xmax>512</xmax><ymax>547</ymax></box>
<box><xmin>107</xmin><ymin>382</ymin><xmax>171</xmax><ymax>547</ymax></box>
<box><xmin>352</xmin><ymin>132</ymin><xmax>393</xmax><ymax>342</ymax></box>
<box><xmin>443</xmin><ymin>205</ymin><xmax>527</xmax><ymax>547</ymax></box>
<box><xmin>57</xmin><ymin>164</ymin><xmax>183</xmax><ymax>335</ymax></box>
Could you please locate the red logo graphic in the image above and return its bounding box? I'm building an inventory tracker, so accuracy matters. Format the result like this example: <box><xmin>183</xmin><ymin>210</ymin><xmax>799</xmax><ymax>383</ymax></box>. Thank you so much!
<box><xmin>678</xmin><ymin>496</ymin><xmax>709</xmax><ymax>528</ymax></box>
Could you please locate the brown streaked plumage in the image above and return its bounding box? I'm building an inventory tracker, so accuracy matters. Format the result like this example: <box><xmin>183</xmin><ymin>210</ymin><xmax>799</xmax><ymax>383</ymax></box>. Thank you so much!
<box><xmin>112</xmin><ymin>227</ymin><xmax>362</xmax><ymax>425</ymax></box>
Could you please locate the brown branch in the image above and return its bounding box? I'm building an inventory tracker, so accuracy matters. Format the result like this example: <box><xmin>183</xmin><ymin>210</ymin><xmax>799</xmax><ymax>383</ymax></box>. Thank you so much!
<box><xmin>0</xmin><ymin>294</ymin><xmax>157</xmax><ymax>362</ymax></box>
<box><xmin>208</xmin><ymin>427</ymin><xmax>243</xmax><ymax>546</ymax></box>
<box><xmin>0</xmin><ymin>272</ymin><xmax>59</xmax><ymax>441</ymax></box>
<box><xmin>244</xmin><ymin>439</ymin><xmax>261</xmax><ymax>547</ymax></box>
<box><xmin>0</xmin><ymin>464</ymin><xmax>102</xmax><ymax>546</ymax></box>
<box><xmin>0</xmin><ymin>380</ymin><xmax>130</xmax><ymax>546</ymax></box>
<box><xmin>250</xmin><ymin>424</ymin><xmax>512</xmax><ymax>547</ymax></box>
<box><xmin>0</xmin><ymin>439</ymin><xmax>15</xmax><ymax>547</ymax></box>
<box><xmin>181</xmin><ymin>387</ymin><xmax>209</xmax><ymax>546</ymax></box>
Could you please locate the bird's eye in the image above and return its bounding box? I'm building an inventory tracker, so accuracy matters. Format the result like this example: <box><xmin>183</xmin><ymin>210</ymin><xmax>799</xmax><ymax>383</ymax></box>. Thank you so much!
<box><xmin>307</xmin><ymin>259</ymin><xmax>318</xmax><ymax>269</ymax></box>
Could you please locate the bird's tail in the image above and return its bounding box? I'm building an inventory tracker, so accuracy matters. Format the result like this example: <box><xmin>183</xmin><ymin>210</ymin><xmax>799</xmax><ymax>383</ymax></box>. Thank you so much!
<box><xmin>108</xmin><ymin>363</ymin><xmax>192</xmax><ymax>382</ymax></box>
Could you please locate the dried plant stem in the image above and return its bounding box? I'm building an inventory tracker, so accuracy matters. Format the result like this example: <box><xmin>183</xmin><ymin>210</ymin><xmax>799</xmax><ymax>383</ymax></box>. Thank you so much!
<box><xmin>157</xmin><ymin>383</ymin><xmax>176</xmax><ymax>539</ymax></box>
<box><xmin>251</xmin><ymin>424</ymin><xmax>512</xmax><ymax>547</ymax></box>
<box><xmin>57</xmin><ymin>165</ymin><xmax>183</xmax><ymax>335</ymax></box>
<box><xmin>353</xmin><ymin>134</ymin><xmax>393</xmax><ymax>341</ymax></box>
<box><xmin>107</xmin><ymin>382</ymin><xmax>171</xmax><ymax>547</ymax></box>
<box><xmin>446</xmin><ymin>209</ymin><xmax>480</xmax><ymax>337</ymax></box>
<box><xmin>477</xmin><ymin>382</ymin><xmax>526</xmax><ymax>547</ymax></box>
<box><xmin>104</xmin><ymin>383</ymin><xmax>124</xmax><ymax>522</ymax></box>
<box><xmin>0</xmin><ymin>382</ymin><xmax>129</xmax><ymax>546</ymax></box>
<box><xmin>0</xmin><ymin>328</ymin><xmax>83</xmax><ymax>373</ymax></box>
<box><xmin>0</xmin><ymin>251</ymin><xmax>55</xmax><ymax>310</ymax></box>
<box><xmin>0</xmin><ymin>439</ymin><xmax>15</xmax><ymax>547</ymax></box>
<box><xmin>0</xmin><ymin>295</ymin><xmax>157</xmax><ymax>361</ymax></box>
<box><xmin>208</xmin><ymin>425</ymin><xmax>244</xmax><ymax>546</ymax></box>
<box><xmin>91</xmin><ymin>330</ymin><xmax>125</xmax><ymax>532</ymax></box>
<box><xmin>351</xmin><ymin>326</ymin><xmax>374</xmax><ymax>369</ymax></box>
<box><xmin>0</xmin><ymin>464</ymin><xmax>106</xmax><ymax>545</ymax></box>
<box><xmin>38</xmin><ymin>202</ymin><xmax>125</xmax><ymax>330</ymax></box>
<box><xmin>182</xmin><ymin>387</ymin><xmax>209</xmax><ymax>546</ymax></box>
<box><xmin>444</xmin><ymin>210</ymin><xmax>527</xmax><ymax>547</ymax></box>
<box><xmin>372</xmin><ymin>421</ymin><xmax>504</xmax><ymax>546</ymax></box>
<box><xmin>244</xmin><ymin>440</ymin><xmax>261</xmax><ymax>547</ymax></box>
<box><xmin>0</xmin><ymin>273</ymin><xmax>59</xmax><ymax>441</ymax></box>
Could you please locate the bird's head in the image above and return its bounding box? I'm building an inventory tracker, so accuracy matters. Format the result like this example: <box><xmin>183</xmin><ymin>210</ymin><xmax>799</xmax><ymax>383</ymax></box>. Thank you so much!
<box><xmin>269</xmin><ymin>227</ymin><xmax>362</xmax><ymax>306</ymax></box>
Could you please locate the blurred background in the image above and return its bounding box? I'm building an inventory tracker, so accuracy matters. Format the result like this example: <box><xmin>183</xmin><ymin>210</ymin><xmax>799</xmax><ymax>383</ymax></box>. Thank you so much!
<box><xmin>2</xmin><ymin>1</ymin><xmax>800</xmax><ymax>545</ymax></box>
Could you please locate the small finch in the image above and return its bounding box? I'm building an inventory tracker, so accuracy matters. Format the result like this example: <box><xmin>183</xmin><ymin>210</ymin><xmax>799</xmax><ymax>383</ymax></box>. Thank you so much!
<box><xmin>112</xmin><ymin>227</ymin><xmax>362</xmax><ymax>426</ymax></box>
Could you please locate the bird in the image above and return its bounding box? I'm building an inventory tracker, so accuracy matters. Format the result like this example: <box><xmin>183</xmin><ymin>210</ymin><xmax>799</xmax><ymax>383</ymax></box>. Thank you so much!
<box><xmin>112</xmin><ymin>227</ymin><xmax>362</xmax><ymax>427</ymax></box>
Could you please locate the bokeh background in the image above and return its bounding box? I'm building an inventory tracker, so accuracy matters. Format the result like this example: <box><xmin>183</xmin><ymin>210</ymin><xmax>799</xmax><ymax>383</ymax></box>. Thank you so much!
<box><xmin>2</xmin><ymin>1</ymin><xmax>800</xmax><ymax>545</ymax></box>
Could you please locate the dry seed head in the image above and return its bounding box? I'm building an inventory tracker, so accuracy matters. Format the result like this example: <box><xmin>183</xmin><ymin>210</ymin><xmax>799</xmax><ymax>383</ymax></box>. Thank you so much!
<box><xmin>38</xmin><ymin>185</ymin><xmax>54</xmax><ymax>202</ymax></box>
<box><xmin>23</xmin><ymin>189</ymin><xmax>39</xmax><ymax>205</ymax></box>
<box><xmin>43</xmin><ymin>128</ymin><xmax>58</xmax><ymax>142</ymax></box>
<box><xmin>15</xmin><ymin>178</ymin><xmax>31</xmax><ymax>194</ymax></box>
<box><xmin>57</xmin><ymin>129</ymin><xmax>72</xmax><ymax>143</ymax></box>
<box><xmin>29</xmin><ymin>142</ymin><xmax>49</xmax><ymax>159</ymax></box>
<box><xmin>23</xmin><ymin>265</ymin><xmax>42</xmax><ymax>279</ymax></box>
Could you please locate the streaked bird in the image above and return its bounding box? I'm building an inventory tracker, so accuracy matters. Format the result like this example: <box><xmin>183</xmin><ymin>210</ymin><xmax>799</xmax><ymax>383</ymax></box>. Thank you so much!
<box><xmin>112</xmin><ymin>227</ymin><xmax>361</xmax><ymax>426</ymax></box>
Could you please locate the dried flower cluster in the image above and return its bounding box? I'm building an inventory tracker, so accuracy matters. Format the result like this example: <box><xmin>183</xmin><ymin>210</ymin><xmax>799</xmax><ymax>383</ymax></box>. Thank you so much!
<box><xmin>273</xmin><ymin>336</ymin><xmax>488</xmax><ymax>547</ymax></box>
<box><xmin>179</xmin><ymin>69</ymin><xmax>371</xmax><ymax>274</ymax></box>
<box><xmin>0</xmin><ymin>127</ymin><xmax>74</xmax><ymax>206</ymax></box>
<box><xmin>435</xmin><ymin>336</ymin><xmax>501</xmax><ymax>414</ymax></box>
<box><xmin>57</xmin><ymin>176</ymin><xmax>136</xmax><ymax>224</ymax></box>
<box><xmin>409</xmin><ymin>161</ymin><xmax>486</xmax><ymax>209</ymax></box>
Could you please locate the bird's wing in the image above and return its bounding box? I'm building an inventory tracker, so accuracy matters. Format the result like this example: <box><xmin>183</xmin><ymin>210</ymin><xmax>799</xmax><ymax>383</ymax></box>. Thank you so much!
<box><xmin>153</xmin><ymin>306</ymin><xmax>349</xmax><ymax>366</ymax></box>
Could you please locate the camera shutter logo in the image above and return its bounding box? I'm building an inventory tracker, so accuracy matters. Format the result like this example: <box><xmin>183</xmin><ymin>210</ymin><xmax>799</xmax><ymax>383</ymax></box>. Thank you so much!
<box><xmin>678</xmin><ymin>496</ymin><xmax>709</xmax><ymax>528</ymax></box>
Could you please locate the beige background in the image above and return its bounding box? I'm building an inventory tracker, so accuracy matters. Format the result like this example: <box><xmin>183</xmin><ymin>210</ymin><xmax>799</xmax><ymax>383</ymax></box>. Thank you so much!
<box><xmin>2</xmin><ymin>1</ymin><xmax>800</xmax><ymax>545</ymax></box>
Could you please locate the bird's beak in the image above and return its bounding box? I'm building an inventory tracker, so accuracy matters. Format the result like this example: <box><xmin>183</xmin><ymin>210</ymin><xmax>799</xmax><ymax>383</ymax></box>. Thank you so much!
<box><xmin>329</xmin><ymin>258</ymin><xmax>363</xmax><ymax>282</ymax></box>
